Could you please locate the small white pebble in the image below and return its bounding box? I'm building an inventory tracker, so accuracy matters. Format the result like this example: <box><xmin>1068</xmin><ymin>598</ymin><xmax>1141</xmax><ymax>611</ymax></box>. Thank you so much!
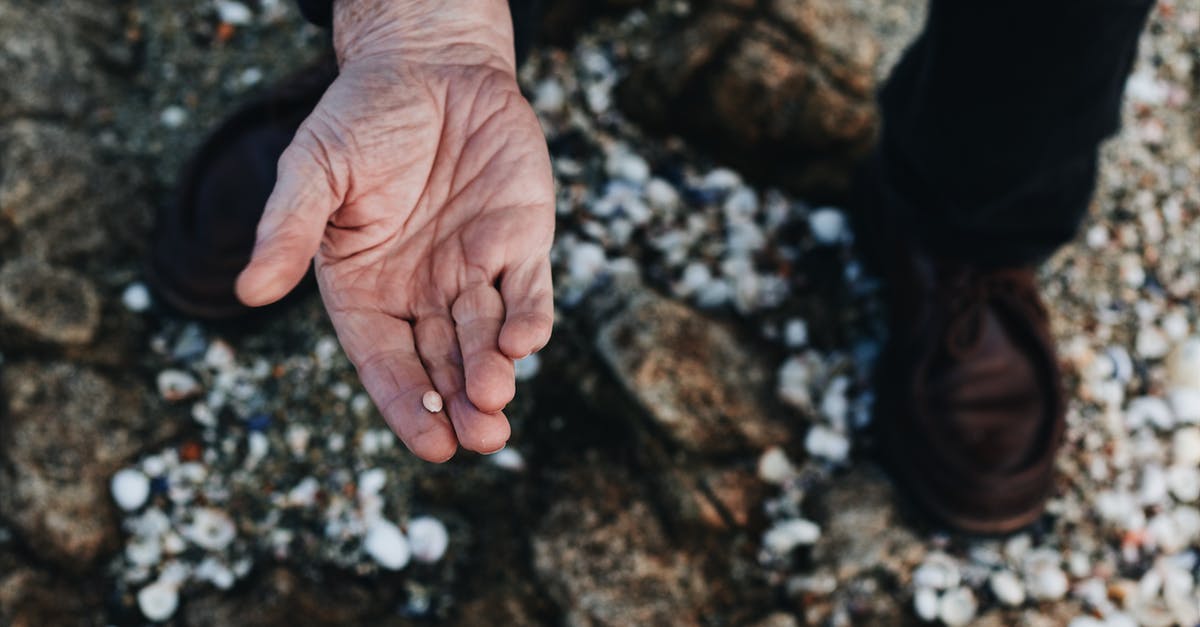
<box><xmin>1024</xmin><ymin>549</ymin><xmax>1069</xmax><ymax>601</ymax></box>
<box><xmin>407</xmin><ymin>516</ymin><xmax>449</xmax><ymax>563</ymax></box>
<box><xmin>159</xmin><ymin>106</ymin><xmax>187</xmax><ymax>128</ymax></box>
<box><xmin>111</xmin><ymin>468</ymin><xmax>151</xmax><ymax>511</ymax></box>
<box><xmin>989</xmin><ymin>569</ymin><xmax>1026</xmax><ymax>606</ymax></box>
<box><xmin>137</xmin><ymin>579</ymin><xmax>179</xmax><ymax>622</ymax></box>
<box><xmin>422</xmin><ymin>390</ymin><xmax>444</xmax><ymax>413</ymax></box>
<box><xmin>364</xmin><ymin>519</ymin><xmax>411</xmax><ymax>570</ymax></box>
<box><xmin>122</xmin><ymin>283</ymin><xmax>152</xmax><ymax>312</ymax></box>
<box><xmin>1168</xmin><ymin>337</ymin><xmax>1200</xmax><ymax>390</ymax></box>
<box><xmin>757</xmin><ymin>446</ymin><xmax>795</xmax><ymax>485</ymax></box>
<box><xmin>182</xmin><ymin>508</ymin><xmax>236</xmax><ymax>551</ymax></box>
<box><xmin>783</xmin><ymin>318</ymin><xmax>808</xmax><ymax>348</ymax></box>
<box><xmin>913</xmin><ymin>587</ymin><xmax>939</xmax><ymax>622</ymax></box>
<box><xmin>913</xmin><ymin>552</ymin><xmax>961</xmax><ymax>590</ymax></box>
<box><xmin>937</xmin><ymin>586</ymin><xmax>977</xmax><ymax>627</ymax></box>
<box><xmin>1168</xmin><ymin>465</ymin><xmax>1200</xmax><ymax>502</ymax></box>
<box><xmin>808</xmin><ymin>208</ymin><xmax>848</xmax><ymax>245</ymax></box>
<box><xmin>514</xmin><ymin>354</ymin><xmax>541</xmax><ymax>381</ymax></box>
<box><xmin>215</xmin><ymin>0</ymin><xmax>253</xmax><ymax>24</ymax></box>
<box><xmin>157</xmin><ymin>370</ymin><xmax>201</xmax><ymax>402</ymax></box>
<box><xmin>763</xmin><ymin>518</ymin><xmax>820</xmax><ymax>555</ymax></box>
<box><xmin>1173</xmin><ymin>427</ymin><xmax>1200</xmax><ymax>466</ymax></box>
<box><xmin>489</xmin><ymin>447</ymin><xmax>526</xmax><ymax>472</ymax></box>
<box><xmin>804</xmin><ymin>425</ymin><xmax>850</xmax><ymax>463</ymax></box>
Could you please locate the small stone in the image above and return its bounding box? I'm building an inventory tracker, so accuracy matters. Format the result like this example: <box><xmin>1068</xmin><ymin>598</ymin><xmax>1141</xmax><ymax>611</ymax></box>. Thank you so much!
<box><xmin>533</xmin><ymin>79</ymin><xmax>565</xmax><ymax>114</ymax></box>
<box><xmin>763</xmin><ymin>518</ymin><xmax>820</xmax><ymax>555</ymax></box>
<box><xmin>1168</xmin><ymin>465</ymin><xmax>1200</xmax><ymax>502</ymax></box>
<box><xmin>783</xmin><ymin>318</ymin><xmax>808</xmax><ymax>348</ymax></box>
<box><xmin>804</xmin><ymin>425</ymin><xmax>850</xmax><ymax>463</ymax></box>
<box><xmin>1137</xmin><ymin>327</ymin><xmax>1171</xmax><ymax>359</ymax></box>
<box><xmin>111</xmin><ymin>468</ymin><xmax>151</xmax><ymax>511</ymax></box>
<box><xmin>990</xmin><ymin>569</ymin><xmax>1026</xmax><ymax>607</ymax></box>
<box><xmin>913</xmin><ymin>552</ymin><xmax>961</xmax><ymax>590</ymax></box>
<box><xmin>364</xmin><ymin>519</ymin><xmax>411</xmax><ymax>570</ymax></box>
<box><xmin>808</xmin><ymin>208</ymin><xmax>848</xmax><ymax>245</ymax></box>
<box><xmin>777</xmin><ymin>355</ymin><xmax>815</xmax><ymax>409</ymax></box>
<box><xmin>159</xmin><ymin>106</ymin><xmax>187</xmax><ymax>128</ymax></box>
<box><xmin>157</xmin><ymin>370</ymin><xmax>201</xmax><ymax>402</ymax></box>
<box><xmin>214</xmin><ymin>0</ymin><xmax>253</xmax><ymax>24</ymax></box>
<box><xmin>122</xmin><ymin>283</ymin><xmax>152</xmax><ymax>312</ymax></box>
<box><xmin>757</xmin><ymin>446</ymin><xmax>795</xmax><ymax>484</ymax></box>
<box><xmin>937</xmin><ymin>586</ymin><xmax>977</xmax><ymax>627</ymax></box>
<box><xmin>645</xmin><ymin>178</ymin><xmax>679</xmax><ymax>212</ymax></box>
<box><xmin>182</xmin><ymin>508</ymin><xmax>236</xmax><ymax>551</ymax></box>
<box><xmin>408</xmin><ymin>516</ymin><xmax>449</xmax><ymax>563</ymax></box>
<box><xmin>1173</xmin><ymin>427</ymin><xmax>1200</xmax><ymax>466</ymax></box>
<box><xmin>514</xmin><ymin>353</ymin><xmax>541</xmax><ymax>381</ymax></box>
<box><xmin>1168</xmin><ymin>388</ymin><xmax>1200</xmax><ymax>423</ymax></box>
<box><xmin>422</xmin><ymin>390</ymin><xmax>443</xmax><ymax>413</ymax></box>
<box><xmin>1126</xmin><ymin>396</ymin><xmax>1175</xmax><ymax>431</ymax></box>
<box><xmin>1023</xmin><ymin>549</ymin><xmax>1069</xmax><ymax>601</ymax></box>
<box><xmin>1168</xmin><ymin>337</ymin><xmax>1200</xmax><ymax>390</ymax></box>
<box><xmin>1067</xmin><ymin>618</ymin><xmax>1104</xmax><ymax>627</ymax></box>
<box><xmin>137</xmin><ymin>579</ymin><xmax>179</xmax><ymax>622</ymax></box>
<box><xmin>913</xmin><ymin>587</ymin><xmax>939</xmax><ymax>622</ymax></box>
<box><xmin>489</xmin><ymin>447</ymin><xmax>526</xmax><ymax>471</ymax></box>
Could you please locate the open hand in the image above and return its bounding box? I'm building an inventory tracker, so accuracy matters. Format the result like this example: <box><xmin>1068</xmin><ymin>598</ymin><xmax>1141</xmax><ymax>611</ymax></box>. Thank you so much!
<box><xmin>235</xmin><ymin>0</ymin><xmax>554</xmax><ymax>462</ymax></box>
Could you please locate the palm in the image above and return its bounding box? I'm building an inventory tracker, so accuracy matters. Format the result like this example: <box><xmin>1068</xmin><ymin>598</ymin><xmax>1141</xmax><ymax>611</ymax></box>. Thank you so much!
<box><xmin>238</xmin><ymin>59</ymin><xmax>555</xmax><ymax>462</ymax></box>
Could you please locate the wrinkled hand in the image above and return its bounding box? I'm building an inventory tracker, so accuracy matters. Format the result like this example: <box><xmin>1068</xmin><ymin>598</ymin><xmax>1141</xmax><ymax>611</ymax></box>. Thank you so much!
<box><xmin>235</xmin><ymin>0</ymin><xmax>554</xmax><ymax>462</ymax></box>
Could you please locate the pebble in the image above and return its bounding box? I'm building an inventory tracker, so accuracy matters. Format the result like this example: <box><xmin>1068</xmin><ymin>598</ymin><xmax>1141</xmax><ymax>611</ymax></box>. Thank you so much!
<box><xmin>121</xmin><ymin>282</ymin><xmax>152</xmax><ymax>312</ymax></box>
<box><xmin>1167</xmin><ymin>465</ymin><xmax>1200</xmax><ymax>502</ymax></box>
<box><xmin>804</xmin><ymin>425</ymin><xmax>850</xmax><ymax>463</ymax></box>
<box><xmin>1126</xmin><ymin>396</ymin><xmax>1175</xmax><ymax>431</ymax></box>
<box><xmin>937</xmin><ymin>586</ymin><xmax>977</xmax><ymax>627</ymax></box>
<box><xmin>157</xmin><ymin>370</ymin><xmax>202</xmax><ymax>402</ymax></box>
<box><xmin>1023</xmin><ymin>549</ymin><xmax>1070</xmax><ymax>601</ymax></box>
<box><xmin>363</xmin><ymin>519</ymin><xmax>411</xmax><ymax>570</ymax></box>
<box><xmin>159</xmin><ymin>106</ymin><xmax>187</xmax><ymax>128</ymax></box>
<box><xmin>407</xmin><ymin>517</ymin><xmax>449</xmax><ymax>563</ymax></box>
<box><xmin>777</xmin><ymin>355</ymin><xmax>814</xmax><ymax>409</ymax></box>
<box><xmin>137</xmin><ymin>579</ymin><xmax>179</xmax><ymax>622</ymax></box>
<box><xmin>757</xmin><ymin>447</ymin><xmax>796</xmax><ymax>485</ymax></box>
<box><xmin>1168</xmin><ymin>337</ymin><xmax>1200</xmax><ymax>389</ymax></box>
<box><xmin>913</xmin><ymin>587</ymin><xmax>939</xmax><ymax>622</ymax></box>
<box><xmin>214</xmin><ymin>0</ymin><xmax>253</xmax><ymax>25</ymax></box>
<box><xmin>514</xmin><ymin>353</ymin><xmax>541</xmax><ymax>381</ymax></box>
<box><xmin>489</xmin><ymin>447</ymin><xmax>526</xmax><ymax>471</ymax></box>
<box><xmin>112</xmin><ymin>468</ymin><xmax>151</xmax><ymax>511</ymax></box>
<box><xmin>989</xmin><ymin>569</ymin><xmax>1026</xmax><ymax>607</ymax></box>
<box><xmin>783</xmin><ymin>318</ymin><xmax>808</xmax><ymax>348</ymax></box>
<box><xmin>763</xmin><ymin>518</ymin><xmax>821</xmax><ymax>555</ymax></box>
<box><xmin>422</xmin><ymin>390</ymin><xmax>443</xmax><ymax>413</ymax></box>
<box><xmin>1173</xmin><ymin>427</ymin><xmax>1200</xmax><ymax>465</ymax></box>
<box><xmin>1136</xmin><ymin>326</ymin><xmax>1171</xmax><ymax>359</ymax></box>
<box><xmin>182</xmin><ymin>508</ymin><xmax>236</xmax><ymax>551</ymax></box>
<box><xmin>913</xmin><ymin>553</ymin><xmax>961</xmax><ymax>590</ymax></box>
<box><xmin>808</xmin><ymin>208</ymin><xmax>848</xmax><ymax>245</ymax></box>
<box><xmin>1168</xmin><ymin>388</ymin><xmax>1200</xmax><ymax>423</ymax></box>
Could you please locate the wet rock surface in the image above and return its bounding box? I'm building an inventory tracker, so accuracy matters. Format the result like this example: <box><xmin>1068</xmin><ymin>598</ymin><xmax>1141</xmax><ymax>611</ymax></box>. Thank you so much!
<box><xmin>0</xmin><ymin>258</ymin><xmax>101</xmax><ymax>347</ymax></box>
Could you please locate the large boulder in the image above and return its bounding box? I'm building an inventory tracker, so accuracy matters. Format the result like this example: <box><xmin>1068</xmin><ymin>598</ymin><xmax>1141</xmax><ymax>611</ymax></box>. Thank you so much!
<box><xmin>532</xmin><ymin>469</ymin><xmax>710</xmax><ymax>627</ymax></box>
<box><xmin>0</xmin><ymin>362</ymin><xmax>155</xmax><ymax>569</ymax></box>
<box><xmin>618</xmin><ymin>0</ymin><xmax>879</xmax><ymax>197</ymax></box>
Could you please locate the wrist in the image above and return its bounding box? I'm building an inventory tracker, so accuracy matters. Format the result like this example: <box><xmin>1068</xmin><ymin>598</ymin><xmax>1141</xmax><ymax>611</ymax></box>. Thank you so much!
<box><xmin>332</xmin><ymin>0</ymin><xmax>516</xmax><ymax>74</ymax></box>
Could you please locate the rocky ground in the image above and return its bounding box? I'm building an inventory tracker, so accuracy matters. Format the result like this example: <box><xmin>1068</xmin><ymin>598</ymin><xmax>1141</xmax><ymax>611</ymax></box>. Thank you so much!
<box><xmin>3</xmin><ymin>0</ymin><xmax>1200</xmax><ymax>625</ymax></box>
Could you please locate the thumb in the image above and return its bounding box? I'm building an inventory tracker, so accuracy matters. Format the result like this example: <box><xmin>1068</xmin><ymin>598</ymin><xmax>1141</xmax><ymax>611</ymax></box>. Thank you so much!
<box><xmin>235</xmin><ymin>140</ymin><xmax>343</xmax><ymax>307</ymax></box>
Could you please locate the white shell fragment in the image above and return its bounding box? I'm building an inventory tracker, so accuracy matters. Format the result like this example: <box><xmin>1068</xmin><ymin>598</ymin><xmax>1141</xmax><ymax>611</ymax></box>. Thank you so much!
<box><xmin>763</xmin><ymin>518</ymin><xmax>820</xmax><ymax>555</ymax></box>
<box><xmin>407</xmin><ymin>516</ymin><xmax>449</xmax><ymax>563</ymax></box>
<box><xmin>422</xmin><ymin>390</ymin><xmax>444</xmax><ymax>413</ymax></box>
<box><xmin>112</xmin><ymin>468</ymin><xmax>151</xmax><ymax>512</ymax></box>
<box><xmin>364</xmin><ymin>519</ymin><xmax>411</xmax><ymax>570</ymax></box>
<box><xmin>137</xmin><ymin>579</ymin><xmax>179</xmax><ymax>622</ymax></box>
<box><xmin>937</xmin><ymin>586</ymin><xmax>978</xmax><ymax>627</ymax></box>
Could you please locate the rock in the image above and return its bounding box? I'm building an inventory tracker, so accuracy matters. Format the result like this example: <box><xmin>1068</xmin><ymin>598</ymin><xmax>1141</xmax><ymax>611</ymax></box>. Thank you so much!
<box><xmin>407</xmin><ymin>516</ymin><xmax>449</xmax><ymax>564</ymax></box>
<box><xmin>912</xmin><ymin>587</ymin><xmax>939</xmax><ymax>622</ymax></box>
<box><xmin>1167</xmin><ymin>337</ymin><xmax>1200</xmax><ymax>390</ymax></box>
<box><xmin>1173</xmin><ymin>427</ymin><xmax>1200</xmax><ymax>466</ymax></box>
<box><xmin>937</xmin><ymin>587</ymin><xmax>977</xmax><ymax>627</ymax></box>
<box><xmin>913</xmin><ymin>553</ymin><xmax>962</xmax><ymax>591</ymax></box>
<box><xmin>0</xmin><ymin>258</ymin><xmax>100</xmax><ymax>347</ymax></box>
<box><xmin>110</xmin><ymin>468</ymin><xmax>150</xmax><ymax>512</ymax></box>
<box><xmin>121</xmin><ymin>282</ymin><xmax>152</xmax><ymax>313</ymax></box>
<box><xmin>592</xmin><ymin>282</ymin><xmax>791</xmax><ymax>454</ymax></box>
<box><xmin>809</xmin><ymin>467</ymin><xmax>923</xmax><ymax>581</ymax></box>
<box><xmin>990</xmin><ymin>569</ymin><xmax>1027</xmax><ymax>607</ymax></box>
<box><xmin>804</xmin><ymin>425</ymin><xmax>851</xmax><ymax>463</ymax></box>
<box><xmin>532</xmin><ymin>470</ymin><xmax>709</xmax><ymax>627</ymax></box>
<box><xmin>363</xmin><ymin>519</ymin><xmax>410</xmax><ymax>570</ymax></box>
<box><xmin>137</xmin><ymin>579</ymin><xmax>179</xmax><ymax>622</ymax></box>
<box><xmin>809</xmin><ymin>208</ymin><xmax>850</xmax><ymax>245</ymax></box>
<box><xmin>757</xmin><ymin>447</ymin><xmax>796</xmax><ymax>484</ymax></box>
<box><xmin>763</xmin><ymin>519</ymin><xmax>821</xmax><ymax>555</ymax></box>
<box><xmin>618</xmin><ymin>0</ymin><xmax>879</xmax><ymax>197</ymax></box>
<box><xmin>0</xmin><ymin>361</ymin><xmax>156</xmax><ymax>569</ymax></box>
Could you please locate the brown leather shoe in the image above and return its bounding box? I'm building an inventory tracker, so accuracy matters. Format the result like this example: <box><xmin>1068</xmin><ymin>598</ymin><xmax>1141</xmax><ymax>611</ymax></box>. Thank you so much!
<box><xmin>855</xmin><ymin>165</ymin><xmax>1067</xmax><ymax>535</ymax></box>
<box><xmin>146</xmin><ymin>59</ymin><xmax>337</xmax><ymax>320</ymax></box>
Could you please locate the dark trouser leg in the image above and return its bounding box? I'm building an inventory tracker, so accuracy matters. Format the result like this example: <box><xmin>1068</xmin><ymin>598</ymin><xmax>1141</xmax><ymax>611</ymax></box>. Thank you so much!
<box><xmin>877</xmin><ymin>0</ymin><xmax>1156</xmax><ymax>268</ymax></box>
